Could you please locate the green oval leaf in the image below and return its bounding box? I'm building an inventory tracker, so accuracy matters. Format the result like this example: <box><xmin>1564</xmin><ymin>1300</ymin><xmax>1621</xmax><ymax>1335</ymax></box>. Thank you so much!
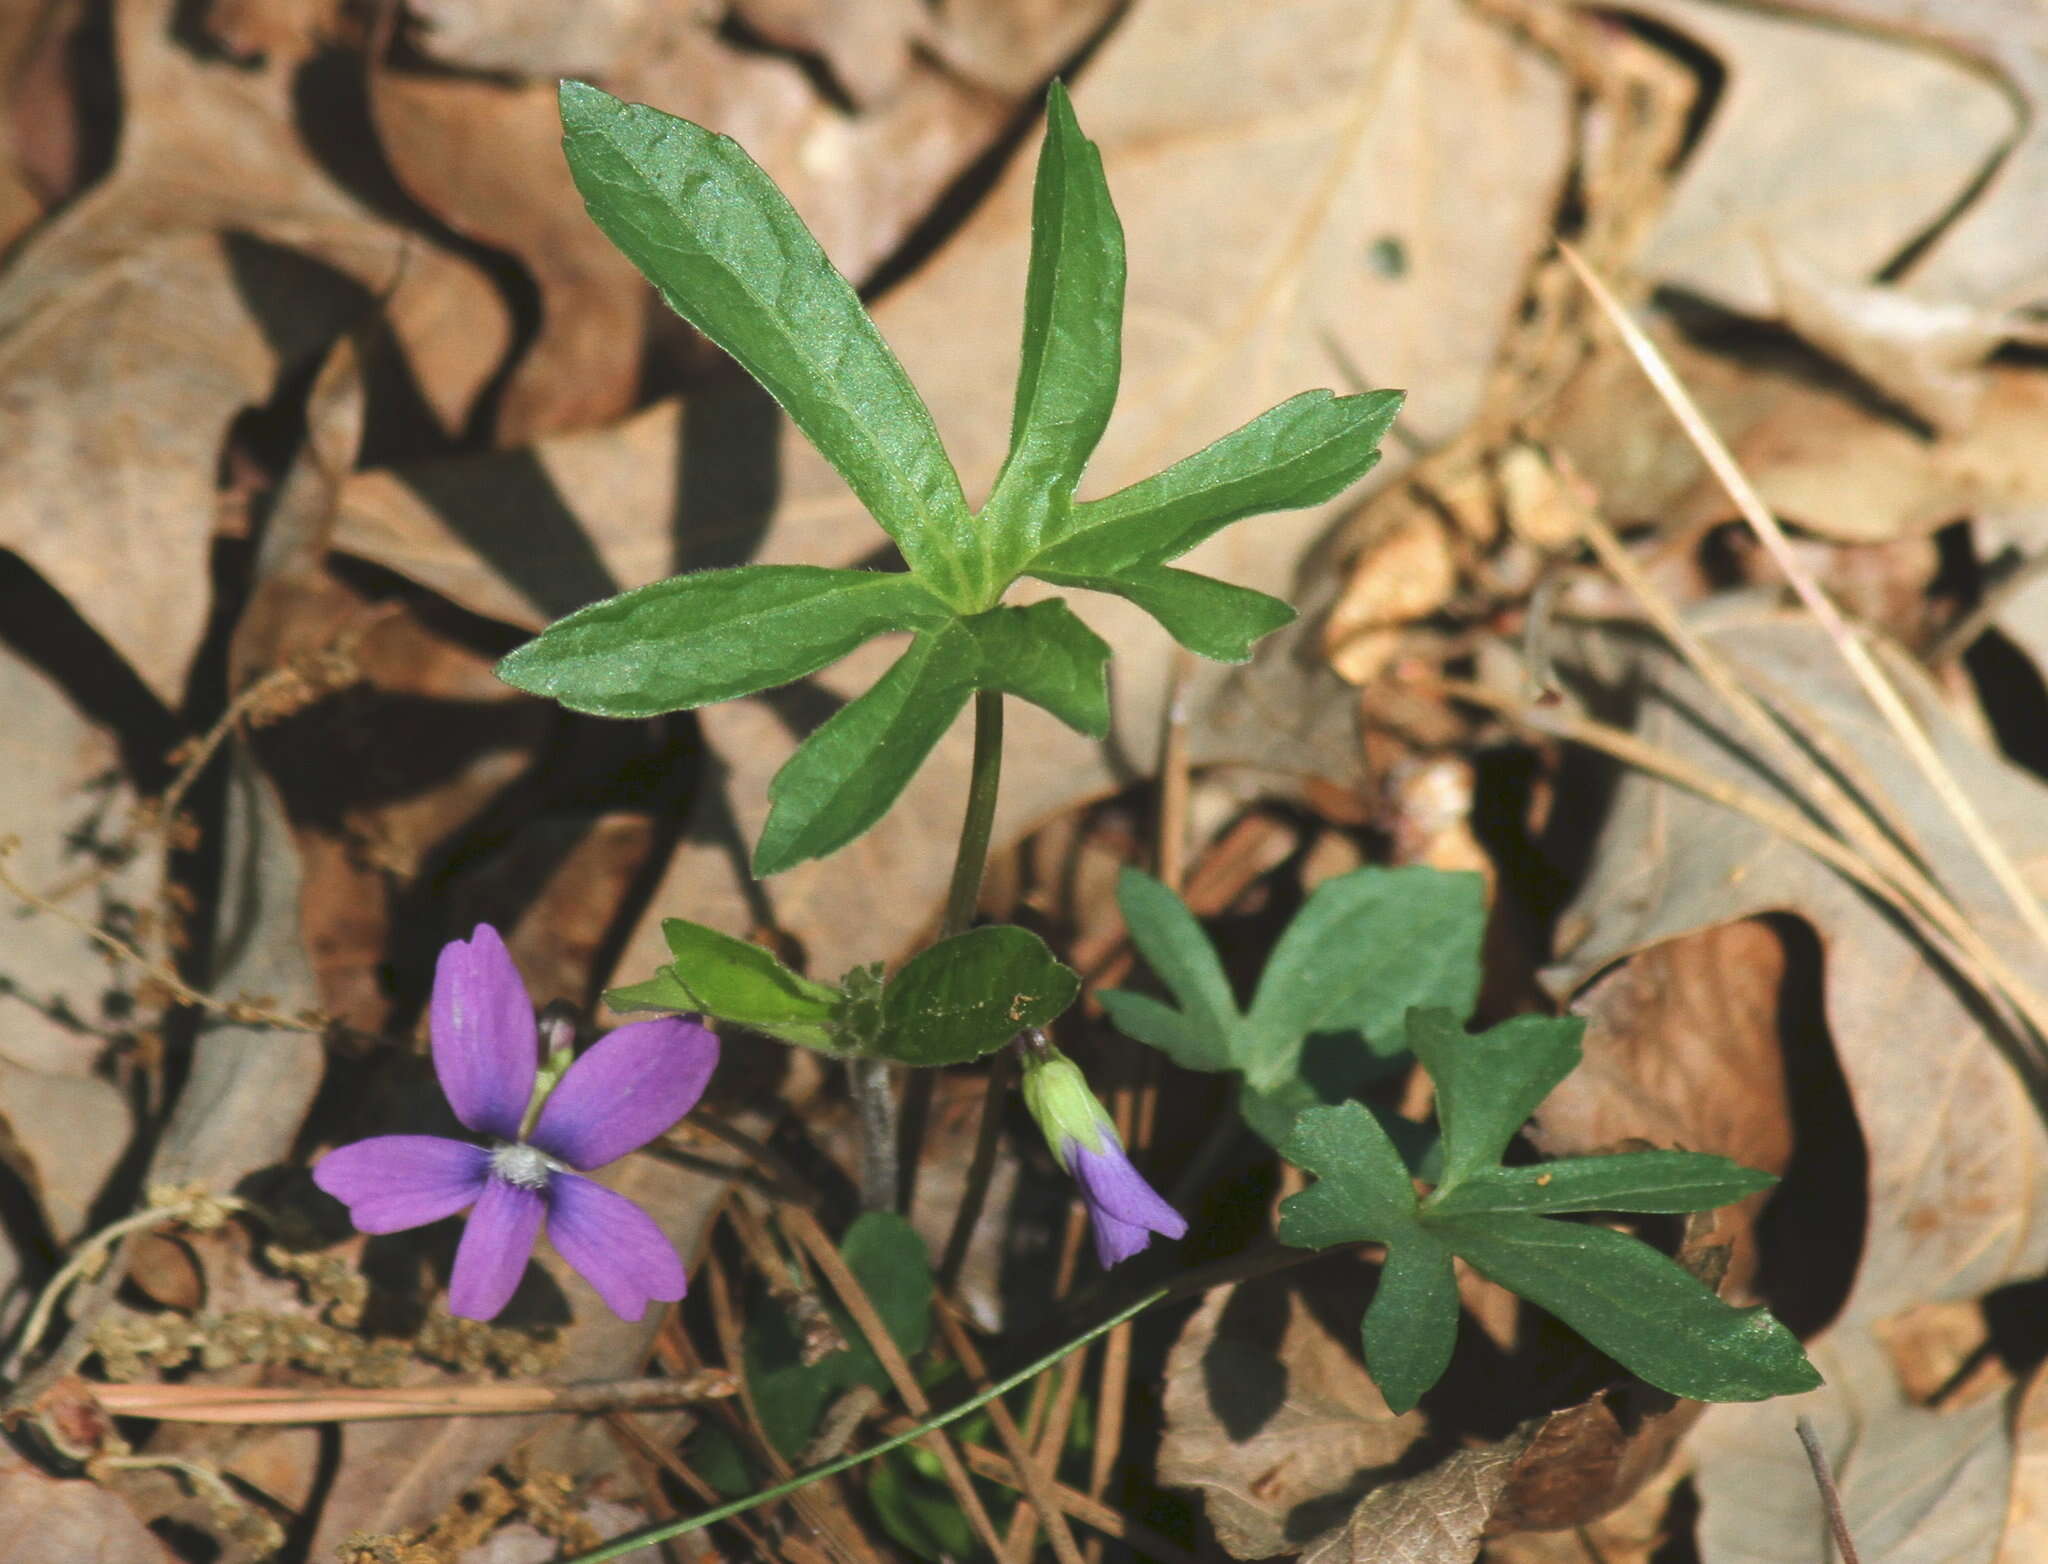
<box><xmin>880</xmin><ymin>926</ymin><xmax>1080</xmax><ymax>1066</ymax></box>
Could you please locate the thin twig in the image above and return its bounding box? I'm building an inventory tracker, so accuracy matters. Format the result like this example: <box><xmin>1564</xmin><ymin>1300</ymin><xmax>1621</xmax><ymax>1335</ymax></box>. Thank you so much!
<box><xmin>934</xmin><ymin>1303</ymin><xmax>1088</xmax><ymax>1564</ymax></box>
<box><xmin>777</xmin><ymin>1206</ymin><xmax>1009</xmax><ymax>1560</ymax></box>
<box><xmin>0</xmin><ymin>840</ymin><xmax>324</xmax><ymax>1034</ymax></box>
<box><xmin>6</xmin><ymin>1192</ymin><xmax>254</xmax><ymax>1383</ymax></box>
<box><xmin>1794</xmin><ymin>1417</ymin><xmax>1862</xmax><ymax>1564</ymax></box>
<box><xmin>88</xmin><ymin>1373</ymin><xmax>737</xmax><ymax>1424</ymax></box>
<box><xmin>880</xmin><ymin>1415</ymin><xmax>1203</xmax><ymax>1564</ymax></box>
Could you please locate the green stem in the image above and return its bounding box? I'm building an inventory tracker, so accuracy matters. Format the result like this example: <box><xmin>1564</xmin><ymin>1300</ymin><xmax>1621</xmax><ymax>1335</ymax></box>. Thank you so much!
<box><xmin>941</xmin><ymin>691</ymin><xmax>1005</xmax><ymax>939</ymax></box>
<box><xmin>560</xmin><ymin>1284</ymin><xmax>1168</xmax><ymax>1564</ymax></box>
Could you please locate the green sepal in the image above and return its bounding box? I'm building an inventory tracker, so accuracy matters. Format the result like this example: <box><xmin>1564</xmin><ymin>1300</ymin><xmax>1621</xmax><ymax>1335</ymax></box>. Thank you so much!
<box><xmin>878</xmin><ymin>926</ymin><xmax>1080</xmax><ymax>1067</ymax></box>
<box><xmin>497</xmin><ymin>566</ymin><xmax>952</xmax><ymax>718</ymax></box>
<box><xmin>558</xmin><ymin>81</ymin><xmax>986</xmax><ymax>606</ymax></box>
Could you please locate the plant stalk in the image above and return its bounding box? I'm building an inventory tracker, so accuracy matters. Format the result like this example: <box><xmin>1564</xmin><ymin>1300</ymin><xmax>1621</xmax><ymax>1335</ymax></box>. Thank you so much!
<box><xmin>943</xmin><ymin>690</ymin><xmax>1006</xmax><ymax>939</ymax></box>
<box><xmin>851</xmin><ymin>691</ymin><xmax>1006</xmax><ymax>1213</ymax></box>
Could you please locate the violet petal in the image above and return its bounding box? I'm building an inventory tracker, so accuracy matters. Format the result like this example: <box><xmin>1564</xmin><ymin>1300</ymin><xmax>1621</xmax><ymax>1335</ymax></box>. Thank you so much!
<box><xmin>447</xmin><ymin>1176</ymin><xmax>544</xmax><ymax>1320</ymax></box>
<box><xmin>531</xmin><ymin>1016</ymin><xmax>719</xmax><ymax>1171</ymax></box>
<box><xmin>1070</xmin><ymin>1136</ymin><xmax>1187</xmax><ymax>1268</ymax></box>
<box><xmin>546</xmin><ymin>1171</ymin><xmax>688</xmax><ymax>1321</ymax></box>
<box><xmin>431</xmin><ymin>924</ymin><xmax>538</xmax><ymax>1140</ymax></box>
<box><xmin>313</xmin><ymin>1136</ymin><xmax>489</xmax><ymax>1234</ymax></box>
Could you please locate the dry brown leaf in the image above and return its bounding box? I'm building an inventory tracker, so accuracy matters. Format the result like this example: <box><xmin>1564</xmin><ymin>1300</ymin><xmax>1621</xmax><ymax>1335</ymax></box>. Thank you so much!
<box><xmin>1542</xmin><ymin>605</ymin><xmax>2048</xmax><ymax>1330</ymax></box>
<box><xmin>1159</xmin><ymin>1274</ymin><xmax>1424</xmax><ymax>1559</ymax></box>
<box><xmin>730</xmin><ymin>0</ymin><xmax>930</xmax><ymax>108</ymax></box>
<box><xmin>370</xmin><ymin>74</ymin><xmax>648</xmax><ymax>444</ymax></box>
<box><xmin>1783</xmin><ymin>0</ymin><xmax>2048</xmax><ymax>309</ymax></box>
<box><xmin>1690</xmin><ymin>1328</ymin><xmax>2010</xmax><ymax>1564</ymax></box>
<box><xmin>1301</xmin><ymin>1434</ymin><xmax>1530</xmax><ymax>1564</ymax></box>
<box><xmin>0</xmin><ymin>0</ymin><xmax>506</xmax><ymax>701</ymax></box>
<box><xmin>925</xmin><ymin>0</ymin><xmax>1119</xmax><ymax>95</ymax></box>
<box><xmin>1765</xmin><ymin>246</ymin><xmax>2028</xmax><ymax>435</ymax></box>
<box><xmin>1537</xmin><ymin>920</ymin><xmax>1794</xmax><ymax>1200</ymax></box>
<box><xmin>1633</xmin><ymin>0</ymin><xmax>2012</xmax><ymax>317</ymax></box>
<box><xmin>1998</xmin><ymin>1354</ymin><xmax>2048</xmax><ymax>1562</ymax></box>
<box><xmin>0</xmin><ymin>1445</ymin><xmax>177</xmax><ymax>1564</ymax></box>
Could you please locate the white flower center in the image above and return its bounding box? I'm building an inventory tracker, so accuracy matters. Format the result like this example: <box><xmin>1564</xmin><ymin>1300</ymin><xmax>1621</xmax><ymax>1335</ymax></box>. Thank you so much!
<box><xmin>490</xmin><ymin>1141</ymin><xmax>560</xmax><ymax>1191</ymax></box>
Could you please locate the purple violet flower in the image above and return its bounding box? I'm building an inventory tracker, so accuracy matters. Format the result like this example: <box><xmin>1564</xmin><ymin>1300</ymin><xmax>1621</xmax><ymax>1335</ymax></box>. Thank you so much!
<box><xmin>1019</xmin><ymin>1038</ymin><xmax>1187</xmax><ymax>1268</ymax></box>
<box><xmin>314</xmin><ymin>925</ymin><xmax>718</xmax><ymax>1322</ymax></box>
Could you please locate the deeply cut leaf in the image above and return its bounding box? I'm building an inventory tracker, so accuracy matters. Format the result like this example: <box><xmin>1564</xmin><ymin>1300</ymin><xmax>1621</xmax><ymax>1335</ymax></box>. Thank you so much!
<box><xmin>558</xmin><ymin>81</ymin><xmax>986</xmax><ymax>606</ymax></box>
<box><xmin>1425</xmin><ymin>1154</ymin><xmax>1777</xmax><ymax>1219</ymax></box>
<box><xmin>1441</xmin><ymin>1214</ymin><xmax>1821</xmax><ymax>1402</ymax></box>
<box><xmin>958</xmin><ymin>599</ymin><xmax>1112</xmax><ymax>737</ymax></box>
<box><xmin>880</xmin><ymin>926</ymin><xmax>1080</xmax><ymax>1066</ymax></box>
<box><xmin>1407</xmin><ymin>1009</ymin><xmax>1583</xmax><ymax>1192</ymax></box>
<box><xmin>1104</xmin><ymin>866</ymin><xmax>1485</xmax><ymax>1145</ymax></box>
<box><xmin>497</xmin><ymin>566</ymin><xmax>950</xmax><ymax>717</ymax></box>
<box><xmin>753</xmin><ymin>628</ymin><xmax>974</xmax><ymax>877</ymax></box>
<box><xmin>1033</xmin><ymin>564</ymin><xmax>1295</xmax><ymax>663</ymax></box>
<box><xmin>1278</xmin><ymin>1015</ymin><xmax>1815</xmax><ymax>1410</ymax></box>
<box><xmin>1035</xmin><ymin>389</ymin><xmax>1404</xmax><ymax>575</ymax></box>
<box><xmin>982</xmin><ymin>79</ymin><xmax>1125</xmax><ymax>559</ymax></box>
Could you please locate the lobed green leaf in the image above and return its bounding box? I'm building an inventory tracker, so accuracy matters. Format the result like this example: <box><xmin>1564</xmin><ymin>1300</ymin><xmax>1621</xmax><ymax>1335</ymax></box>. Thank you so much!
<box><xmin>497</xmin><ymin>566</ymin><xmax>950</xmax><ymax>718</ymax></box>
<box><xmin>1408</xmin><ymin>1009</ymin><xmax>1584</xmax><ymax>1192</ymax></box>
<box><xmin>558</xmin><ymin>82</ymin><xmax>986</xmax><ymax>606</ymax></box>
<box><xmin>957</xmin><ymin>599</ymin><xmax>1112</xmax><ymax>737</ymax></box>
<box><xmin>1439</xmin><ymin>1213</ymin><xmax>1823</xmax><ymax>1402</ymax></box>
<box><xmin>880</xmin><ymin>926</ymin><xmax>1080</xmax><ymax>1066</ymax></box>
<box><xmin>982</xmin><ymin>80</ymin><xmax>1126</xmax><ymax>559</ymax></box>
<box><xmin>1246</xmin><ymin>869</ymin><xmax>1486</xmax><ymax>1089</ymax></box>
<box><xmin>1033</xmin><ymin>564</ymin><xmax>1295</xmax><ymax>663</ymax></box>
<box><xmin>1034</xmin><ymin>389</ymin><xmax>1404</xmax><ymax>576</ymax></box>
<box><xmin>752</xmin><ymin>629</ymin><xmax>975</xmax><ymax>877</ymax></box>
<box><xmin>1425</xmin><ymin>1153</ymin><xmax>1778</xmax><ymax>1219</ymax></box>
<box><xmin>1275</xmin><ymin>1102</ymin><xmax>1421</xmax><ymax>1250</ymax></box>
<box><xmin>1364</xmin><ymin>1230</ymin><xmax>1459</xmax><ymax>1415</ymax></box>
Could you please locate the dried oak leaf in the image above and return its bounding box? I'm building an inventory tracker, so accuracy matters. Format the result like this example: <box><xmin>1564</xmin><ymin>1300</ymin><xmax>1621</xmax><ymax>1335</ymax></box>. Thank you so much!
<box><xmin>0</xmin><ymin>0</ymin><xmax>505</xmax><ymax>701</ymax></box>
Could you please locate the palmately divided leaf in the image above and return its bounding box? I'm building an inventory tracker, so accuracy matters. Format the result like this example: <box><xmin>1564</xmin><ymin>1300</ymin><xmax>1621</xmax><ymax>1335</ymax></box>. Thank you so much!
<box><xmin>1033</xmin><ymin>389</ymin><xmax>1404</xmax><ymax>576</ymax></box>
<box><xmin>1103</xmin><ymin>866</ymin><xmax>1486</xmax><ymax>1148</ymax></box>
<box><xmin>1277</xmin><ymin>1103</ymin><xmax>1453</xmax><ymax>1414</ymax></box>
<box><xmin>1439</xmin><ymin>1213</ymin><xmax>1822</xmax><ymax>1401</ymax></box>
<box><xmin>1247</xmin><ymin>869</ymin><xmax>1486</xmax><ymax>1088</ymax></box>
<box><xmin>957</xmin><ymin>599</ymin><xmax>1112</xmax><ymax>737</ymax></box>
<box><xmin>497</xmin><ymin>566</ymin><xmax>951</xmax><ymax>717</ymax></box>
<box><xmin>753</xmin><ymin>628</ymin><xmax>975</xmax><ymax>876</ymax></box>
<box><xmin>1425</xmin><ymin>1153</ymin><xmax>1777</xmax><ymax>1219</ymax></box>
<box><xmin>1364</xmin><ymin>1229</ymin><xmax>1459</xmax><ymax>1415</ymax></box>
<box><xmin>881</xmin><ymin>926</ymin><xmax>1080</xmax><ymax>1066</ymax></box>
<box><xmin>1032</xmin><ymin>564</ymin><xmax>1294</xmax><ymax>663</ymax></box>
<box><xmin>1276</xmin><ymin>1102</ymin><xmax>1421</xmax><ymax>1250</ymax></box>
<box><xmin>982</xmin><ymin>80</ymin><xmax>1126</xmax><ymax>560</ymax></box>
<box><xmin>1408</xmin><ymin>1009</ymin><xmax>1584</xmax><ymax>1192</ymax></box>
<box><xmin>558</xmin><ymin>81</ymin><xmax>987</xmax><ymax>607</ymax></box>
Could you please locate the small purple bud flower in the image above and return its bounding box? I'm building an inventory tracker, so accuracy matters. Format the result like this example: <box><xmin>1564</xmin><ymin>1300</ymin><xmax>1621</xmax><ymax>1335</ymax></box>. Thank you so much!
<box><xmin>314</xmin><ymin>925</ymin><xmax>719</xmax><ymax>1322</ymax></box>
<box><xmin>1019</xmin><ymin>1037</ymin><xmax>1186</xmax><ymax>1268</ymax></box>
